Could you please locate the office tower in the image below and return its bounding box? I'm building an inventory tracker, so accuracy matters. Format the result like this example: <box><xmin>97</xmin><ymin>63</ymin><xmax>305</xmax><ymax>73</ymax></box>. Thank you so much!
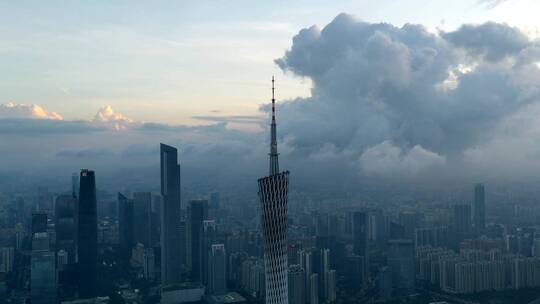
<box><xmin>57</xmin><ymin>249</ymin><xmax>68</xmax><ymax>271</ymax></box>
<box><xmin>321</xmin><ymin>248</ymin><xmax>330</xmax><ymax>301</ymax></box>
<box><xmin>388</xmin><ymin>239</ymin><xmax>415</xmax><ymax>291</ymax></box>
<box><xmin>352</xmin><ymin>211</ymin><xmax>369</xmax><ymax>286</ymax></box>
<box><xmin>151</xmin><ymin>195</ymin><xmax>162</xmax><ymax>247</ymax></box>
<box><xmin>72</xmin><ymin>173</ymin><xmax>79</xmax><ymax>197</ymax></box>
<box><xmin>0</xmin><ymin>247</ymin><xmax>15</xmax><ymax>273</ymax></box>
<box><xmin>299</xmin><ymin>249</ymin><xmax>313</xmax><ymax>303</ymax></box>
<box><xmin>326</xmin><ymin>269</ymin><xmax>337</xmax><ymax>302</ymax></box>
<box><xmin>160</xmin><ymin>143</ymin><xmax>182</xmax><ymax>284</ymax></box>
<box><xmin>188</xmin><ymin>199</ymin><xmax>208</xmax><ymax>282</ymax></box>
<box><xmin>399</xmin><ymin>211</ymin><xmax>424</xmax><ymax>239</ymax></box>
<box><xmin>474</xmin><ymin>183</ymin><xmax>486</xmax><ymax>232</ymax></box>
<box><xmin>37</xmin><ymin>187</ymin><xmax>53</xmax><ymax>215</ymax></box>
<box><xmin>180</xmin><ymin>220</ymin><xmax>187</xmax><ymax>266</ymax></box>
<box><xmin>31</xmin><ymin>233</ymin><xmax>57</xmax><ymax>304</ymax></box>
<box><xmin>143</xmin><ymin>248</ymin><xmax>156</xmax><ymax>280</ymax></box>
<box><xmin>32</xmin><ymin>212</ymin><xmax>48</xmax><ymax>235</ymax></box>
<box><xmin>202</xmin><ymin>220</ymin><xmax>217</xmax><ymax>287</ymax></box>
<box><xmin>345</xmin><ymin>255</ymin><xmax>366</xmax><ymax>289</ymax></box>
<box><xmin>55</xmin><ymin>194</ymin><xmax>76</xmax><ymax>264</ymax></box>
<box><xmin>210</xmin><ymin>192</ymin><xmax>220</xmax><ymax>209</ymax></box>
<box><xmin>258</xmin><ymin>77</ymin><xmax>290</xmax><ymax>304</ymax></box>
<box><xmin>133</xmin><ymin>192</ymin><xmax>152</xmax><ymax>247</ymax></box>
<box><xmin>288</xmin><ymin>265</ymin><xmax>305</xmax><ymax>304</ymax></box>
<box><xmin>454</xmin><ymin>204</ymin><xmax>471</xmax><ymax>236</ymax></box>
<box><xmin>78</xmin><ymin>169</ymin><xmax>97</xmax><ymax>298</ymax></box>
<box><xmin>415</xmin><ymin>227</ymin><xmax>449</xmax><ymax>249</ymax></box>
<box><xmin>118</xmin><ymin>193</ymin><xmax>134</xmax><ymax>260</ymax></box>
<box><xmin>310</xmin><ymin>273</ymin><xmax>319</xmax><ymax>304</ymax></box>
<box><xmin>208</xmin><ymin>244</ymin><xmax>227</xmax><ymax>295</ymax></box>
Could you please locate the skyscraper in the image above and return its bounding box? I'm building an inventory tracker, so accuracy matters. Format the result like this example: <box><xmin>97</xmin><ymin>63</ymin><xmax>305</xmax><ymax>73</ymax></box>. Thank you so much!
<box><xmin>288</xmin><ymin>265</ymin><xmax>305</xmax><ymax>304</ymax></box>
<box><xmin>32</xmin><ymin>212</ymin><xmax>48</xmax><ymax>235</ymax></box>
<box><xmin>310</xmin><ymin>273</ymin><xmax>319</xmax><ymax>304</ymax></box>
<box><xmin>71</xmin><ymin>173</ymin><xmax>79</xmax><ymax>197</ymax></box>
<box><xmin>387</xmin><ymin>239</ymin><xmax>415</xmax><ymax>290</ymax></box>
<box><xmin>55</xmin><ymin>194</ymin><xmax>76</xmax><ymax>264</ymax></box>
<box><xmin>118</xmin><ymin>193</ymin><xmax>134</xmax><ymax>260</ymax></box>
<box><xmin>352</xmin><ymin>211</ymin><xmax>369</xmax><ymax>287</ymax></box>
<box><xmin>78</xmin><ymin>169</ymin><xmax>97</xmax><ymax>298</ymax></box>
<box><xmin>208</xmin><ymin>244</ymin><xmax>227</xmax><ymax>295</ymax></box>
<box><xmin>133</xmin><ymin>192</ymin><xmax>152</xmax><ymax>247</ymax></box>
<box><xmin>258</xmin><ymin>77</ymin><xmax>290</xmax><ymax>304</ymax></box>
<box><xmin>188</xmin><ymin>199</ymin><xmax>208</xmax><ymax>282</ymax></box>
<box><xmin>474</xmin><ymin>183</ymin><xmax>486</xmax><ymax>232</ymax></box>
<box><xmin>31</xmin><ymin>233</ymin><xmax>56</xmax><ymax>304</ymax></box>
<box><xmin>160</xmin><ymin>143</ymin><xmax>182</xmax><ymax>284</ymax></box>
<box><xmin>453</xmin><ymin>204</ymin><xmax>471</xmax><ymax>235</ymax></box>
<box><xmin>202</xmin><ymin>220</ymin><xmax>217</xmax><ymax>287</ymax></box>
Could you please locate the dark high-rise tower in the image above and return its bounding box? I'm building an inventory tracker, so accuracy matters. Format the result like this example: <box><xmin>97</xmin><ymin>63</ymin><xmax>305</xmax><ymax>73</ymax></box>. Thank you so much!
<box><xmin>77</xmin><ymin>169</ymin><xmax>97</xmax><ymax>298</ymax></box>
<box><xmin>188</xmin><ymin>199</ymin><xmax>208</xmax><ymax>282</ymax></box>
<box><xmin>133</xmin><ymin>192</ymin><xmax>152</xmax><ymax>247</ymax></box>
<box><xmin>453</xmin><ymin>204</ymin><xmax>471</xmax><ymax>238</ymax></box>
<box><xmin>474</xmin><ymin>183</ymin><xmax>485</xmax><ymax>232</ymax></box>
<box><xmin>160</xmin><ymin>144</ymin><xmax>182</xmax><ymax>284</ymax></box>
<box><xmin>352</xmin><ymin>211</ymin><xmax>369</xmax><ymax>287</ymax></box>
<box><xmin>32</xmin><ymin>212</ymin><xmax>48</xmax><ymax>235</ymax></box>
<box><xmin>118</xmin><ymin>193</ymin><xmax>134</xmax><ymax>260</ymax></box>
<box><xmin>258</xmin><ymin>77</ymin><xmax>290</xmax><ymax>304</ymax></box>
<box><xmin>55</xmin><ymin>194</ymin><xmax>76</xmax><ymax>264</ymax></box>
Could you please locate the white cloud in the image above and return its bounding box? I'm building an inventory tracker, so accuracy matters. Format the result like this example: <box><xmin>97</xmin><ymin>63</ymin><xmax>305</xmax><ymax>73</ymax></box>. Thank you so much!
<box><xmin>93</xmin><ymin>105</ymin><xmax>134</xmax><ymax>131</ymax></box>
<box><xmin>0</xmin><ymin>102</ymin><xmax>63</xmax><ymax>120</ymax></box>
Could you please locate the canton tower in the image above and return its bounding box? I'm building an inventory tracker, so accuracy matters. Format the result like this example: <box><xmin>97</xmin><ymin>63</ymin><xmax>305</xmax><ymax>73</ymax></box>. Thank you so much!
<box><xmin>258</xmin><ymin>77</ymin><xmax>290</xmax><ymax>304</ymax></box>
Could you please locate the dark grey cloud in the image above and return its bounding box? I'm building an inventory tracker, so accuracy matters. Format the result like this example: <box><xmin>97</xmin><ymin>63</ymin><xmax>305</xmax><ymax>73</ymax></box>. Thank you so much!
<box><xmin>275</xmin><ymin>13</ymin><xmax>540</xmax><ymax>176</ymax></box>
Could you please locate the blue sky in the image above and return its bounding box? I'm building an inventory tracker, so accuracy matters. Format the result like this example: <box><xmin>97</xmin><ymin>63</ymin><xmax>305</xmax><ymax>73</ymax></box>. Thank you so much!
<box><xmin>1</xmin><ymin>0</ymin><xmax>539</xmax><ymax>125</ymax></box>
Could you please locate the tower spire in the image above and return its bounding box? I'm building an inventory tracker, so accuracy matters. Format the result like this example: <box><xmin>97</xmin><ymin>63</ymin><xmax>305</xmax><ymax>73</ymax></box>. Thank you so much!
<box><xmin>269</xmin><ymin>76</ymin><xmax>279</xmax><ymax>175</ymax></box>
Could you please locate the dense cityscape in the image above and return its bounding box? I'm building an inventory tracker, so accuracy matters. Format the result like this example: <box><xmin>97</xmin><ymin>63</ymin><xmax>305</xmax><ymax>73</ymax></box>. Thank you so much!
<box><xmin>3</xmin><ymin>1</ymin><xmax>540</xmax><ymax>304</ymax></box>
<box><xmin>4</xmin><ymin>83</ymin><xmax>540</xmax><ymax>304</ymax></box>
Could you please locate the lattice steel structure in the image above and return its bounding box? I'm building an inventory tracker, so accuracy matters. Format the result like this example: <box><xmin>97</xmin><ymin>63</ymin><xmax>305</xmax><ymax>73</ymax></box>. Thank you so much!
<box><xmin>258</xmin><ymin>77</ymin><xmax>289</xmax><ymax>304</ymax></box>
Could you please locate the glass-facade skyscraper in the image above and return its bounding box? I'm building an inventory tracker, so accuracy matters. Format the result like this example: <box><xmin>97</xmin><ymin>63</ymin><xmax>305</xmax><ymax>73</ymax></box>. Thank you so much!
<box><xmin>160</xmin><ymin>143</ymin><xmax>182</xmax><ymax>284</ymax></box>
<box><xmin>77</xmin><ymin>169</ymin><xmax>97</xmax><ymax>298</ymax></box>
<box><xmin>188</xmin><ymin>199</ymin><xmax>208</xmax><ymax>282</ymax></box>
<box><xmin>474</xmin><ymin>183</ymin><xmax>486</xmax><ymax>232</ymax></box>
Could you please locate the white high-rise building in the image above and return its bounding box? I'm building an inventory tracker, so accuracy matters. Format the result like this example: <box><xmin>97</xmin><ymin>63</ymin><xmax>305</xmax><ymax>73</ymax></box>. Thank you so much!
<box><xmin>258</xmin><ymin>77</ymin><xmax>289</xmax><ymax>304</ymax></box>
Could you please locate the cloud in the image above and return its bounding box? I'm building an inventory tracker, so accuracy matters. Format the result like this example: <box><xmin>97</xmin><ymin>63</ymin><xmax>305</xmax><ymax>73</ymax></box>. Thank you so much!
<box><xmin>0</xmin><ymin>102</ymin><xmax>63</xmax><ymax>120</ymax></box>
<box><xmin>0</xmin><ymin>118</ymin><xmax>103</xmax><ymax>134</ymax></box>
<box><xmin>93</xmin><ymin>105</ymin><xmax>134</xmax><ymax>130</ymax></box>
<box><xmin>359</xmin><ymin>141</ymin><xmax>446</xmax><ymax>176</ymax></box>
<box><xmin>274</xmin><ymin>14</ymin><xmax>540</xmax><ymax>178</ymax></box>
<box><xmin>56</xmin><ymin>148</ymin><xmax>115</xmax><ymax>158</ymax></box>
<box><xmin>477</xmin><ymin>0</ymin><xmax>511</xmax><ymax>9</ymax></box>
<box><xmin>442</xmin><ymin>22</ymin><xmax>531</xmax><ymax>61</ymax></box>
<box><xmin>192</xmin><ymin>115</ymin><xmax>264</xmax><ymax>124</ymax></box>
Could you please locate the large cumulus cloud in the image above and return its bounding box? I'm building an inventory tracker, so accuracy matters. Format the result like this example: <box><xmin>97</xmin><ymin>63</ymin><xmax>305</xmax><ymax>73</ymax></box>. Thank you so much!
<box><xmin>275</xmin><ymin>13</ymin><xmax>540</xmax><ymax>177</ymax></box>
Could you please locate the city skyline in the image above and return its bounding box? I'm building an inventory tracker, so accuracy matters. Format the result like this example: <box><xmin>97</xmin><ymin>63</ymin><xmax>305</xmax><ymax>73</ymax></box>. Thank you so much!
<box><xmin>4</xmin><ymin>2</ymin><xmax>540</xmax><ymax>303</ymax></box>
<box><xmin>3</xmin><ymin>1</ymin><xmax>540</xmax><ymax>192</ymax></box>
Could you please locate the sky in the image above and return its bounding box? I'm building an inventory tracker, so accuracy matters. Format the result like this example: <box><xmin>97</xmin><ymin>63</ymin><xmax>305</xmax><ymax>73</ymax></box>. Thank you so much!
<box><xmin>2</xmin><ymin>0</ymin><xmax>540</xmax><ymax>191</ymax></box>
<box><xmin>1</xmin><ymin>0</ymin><xmax>539</xmax><ymax>124</ymax></box>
